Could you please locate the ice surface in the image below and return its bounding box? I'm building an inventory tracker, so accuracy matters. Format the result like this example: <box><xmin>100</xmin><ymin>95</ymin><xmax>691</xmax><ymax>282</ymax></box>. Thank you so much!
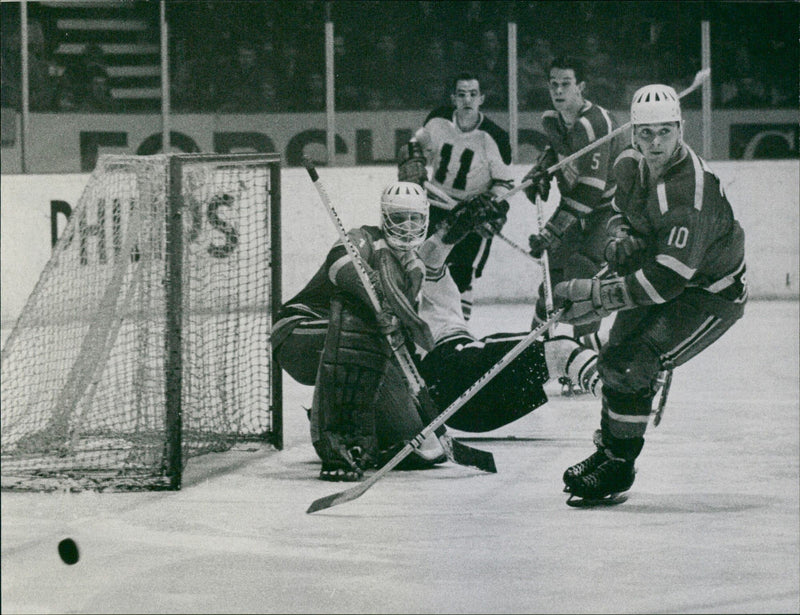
<box><xmin>2</xmin><ymin>300</ymin><xmax>798</xmax><ymax>614</ymax></box>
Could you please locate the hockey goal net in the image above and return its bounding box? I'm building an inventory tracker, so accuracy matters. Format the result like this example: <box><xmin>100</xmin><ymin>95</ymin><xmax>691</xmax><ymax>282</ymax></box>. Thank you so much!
<box><xmin>1</xmin><ymin>153</ymin><xmax>282</xmax><ymax>491</ymax></box>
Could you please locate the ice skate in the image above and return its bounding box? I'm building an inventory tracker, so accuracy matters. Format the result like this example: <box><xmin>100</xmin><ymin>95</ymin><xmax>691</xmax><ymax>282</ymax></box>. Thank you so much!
<box><xmin>562</xmin><ymin>430</ymin><xmax>606</xmax><ymax>490</ymax></box>
<box><xmin>319</xmin><ymin>462</ymin><xmax>363</xmax><ymax>482</ymax></box>
<box><xmin>558</xmin><ymin>375</ymin><xmax>588</xmax><ymax>397</ymax></box>
<box><xmin>318</xmin><ymin>445</ymin><xmax>367</xmax><ymax>482</ymax></box>
<box><xmin>564</xmin><ymin>456</ymin><xmax>636</xmax><ymax>507</ymax></box>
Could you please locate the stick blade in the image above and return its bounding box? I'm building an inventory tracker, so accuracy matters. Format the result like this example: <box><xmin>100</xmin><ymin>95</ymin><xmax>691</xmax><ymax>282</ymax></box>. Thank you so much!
<box><xmin>694</xmin><ymin>67</ymin><xmax>711</xmax><ymax>85</ymax></box>
<box><xmin>300</xmin><ymin>155</ymin><xmax>319</xmax><ymax>181</ymax></box>
<box><xmin>448</xmin><ymin>437</ymin><xmax>497</xmax><ymax>473</ymax></box>
<box><xmin>306</xmin><ymin>481</ymin><xmax>370</xmax><ymax>514</ymax></box>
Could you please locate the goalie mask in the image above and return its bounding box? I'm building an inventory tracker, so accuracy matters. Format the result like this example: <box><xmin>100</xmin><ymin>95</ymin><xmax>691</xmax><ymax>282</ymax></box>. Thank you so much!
<box><xmin>380</xmin><ymin>181</ymin><xmax>430</xmax><ymax>251</ymax></box>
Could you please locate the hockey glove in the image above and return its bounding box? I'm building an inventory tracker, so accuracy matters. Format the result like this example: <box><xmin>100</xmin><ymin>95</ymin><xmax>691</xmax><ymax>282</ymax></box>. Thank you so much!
<box><xmin>553</xmin><ymin>276</ymin><xmax>636</xmax><ymax>326</ymax></box>
<box><xmin>477</xmin><ymin>197</ymin><xmax>510</xmax><ymax>238</ymax></box>
<box><xmin>397</xmin><ymin>141</ymin><xmax>428</xmax><ymax>186</ymax></box>
<box><xmin>528</xmin><ymin>228</ymin><xmax>555</xmax><ymax>259</ymax></box>
<box><xmin>528</xmin><ymin>205</ymin><xmax>579</xmax><ymax>258</ymax></box>
<box><xmin>604</xmin><ymin>231</ymin><xmax>647</xmax><ymax>272</ymax></box>
<box><xmin>441</xmin><ymin>193</ymin><xmax>509</xmax><ymax>244</ymax></box>
<box><xmin>376</xmin><ymin>308</ymin><xmax>403</xmax><ymax>346</ymax></box>
<box><xmin>522</xmin><ymin>167</ymin><xmax>552</xmax><ymax>203</ymax></box>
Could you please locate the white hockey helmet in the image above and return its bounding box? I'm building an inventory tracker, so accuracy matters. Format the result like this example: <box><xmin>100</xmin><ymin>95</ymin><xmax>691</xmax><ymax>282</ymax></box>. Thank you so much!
<box><xmin>630</xmin><ymin>84</ymin><xmax>682</xmax><ymax>125</ymax></box>
<box><xmin>380</xmin><ymin>181</ymin><xmax>429</xmax><ymax>251</ymax></box>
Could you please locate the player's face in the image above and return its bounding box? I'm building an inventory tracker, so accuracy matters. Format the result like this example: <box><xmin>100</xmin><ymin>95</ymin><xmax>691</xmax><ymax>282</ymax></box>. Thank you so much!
<box><xmin>548</xmin><ymin>68</ymin><xmax>585</xmax><ymax>114</ymax></box>
<box><xmin>634</xmin><ymin>122</ymin><xmax>682</xmax><ymax>173</ymax></box>
<box><xmin>452</xmin><ymin>79</ymin><xmax>484</xmax><ymax>123</ymax></box>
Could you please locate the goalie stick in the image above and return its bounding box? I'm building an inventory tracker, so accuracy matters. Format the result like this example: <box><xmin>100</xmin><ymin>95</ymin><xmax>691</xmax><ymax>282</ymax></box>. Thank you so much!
<box><xmin>500</xmin><ymin>68</ymin><xmax>712</xmax><ymax>203</ymax></box>
<box><xmin>301</xmin><ymin>156</ymin><xmax>496</xmax><ymax>475</ymax></box>
<box><xmin>306</xmin><ymin>306</ymin><xmax>565</xmax><ymax>514</ymax></box>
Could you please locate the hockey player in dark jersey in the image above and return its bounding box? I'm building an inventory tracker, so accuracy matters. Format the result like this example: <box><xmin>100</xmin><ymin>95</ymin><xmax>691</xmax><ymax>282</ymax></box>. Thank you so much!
<box><xmin>397</xmin><ymin>72</ymin><xmax>515</xmax><ymax>321</ymax></box>
<box><xmin>557</xmin><ymin>84</ymin><xmax>747</xmax><ymax>505</ymax></box>
<box><xmin>523</xmin><ymin>56</ymin><xmax>625</xmax><ymax>356</ymax></box>
<box><xmin>273</xmin><ymin>181</ymin><xmax>443</xmax><ymax>480</ymax></box>
<box><xmin>273</xmin><ymin>182</ymin><xmax>601</xmax><ymax>479</ymax></box>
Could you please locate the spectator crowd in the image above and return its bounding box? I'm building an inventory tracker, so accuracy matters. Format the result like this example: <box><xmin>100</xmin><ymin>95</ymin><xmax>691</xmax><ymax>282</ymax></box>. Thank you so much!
<box><xmin>2</xmin><ymin>0</ymin><xmax>797</xmax><ymax>113</ymax></box>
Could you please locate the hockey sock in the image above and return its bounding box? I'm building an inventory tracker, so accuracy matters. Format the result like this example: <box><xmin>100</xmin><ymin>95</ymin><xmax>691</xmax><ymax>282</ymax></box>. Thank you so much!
<box><xmin>460</xmin><ymin>287</ymin><xmax>473</xmax><ymax>321</ymax></box>
<box><xmin>565</xmin><ymin>346</ymin><xmax>601</xmax><ymax>396</ymax></box>
<box><xmin>544</xmin><ymin>336</ymin><xmax>600</xmax><ymax>396</ymax></box>
<box><xmin>577</xmin><ymin>331</ymin><xmax>602</xmax><ymax>353</ymax></box>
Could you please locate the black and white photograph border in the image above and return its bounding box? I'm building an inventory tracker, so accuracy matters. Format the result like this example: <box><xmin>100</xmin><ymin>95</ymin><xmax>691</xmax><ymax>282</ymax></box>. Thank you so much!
<box><xmin>1</xmin><ymin>1</ymin><xmax>798</xmax><ymax>613</ymax></box>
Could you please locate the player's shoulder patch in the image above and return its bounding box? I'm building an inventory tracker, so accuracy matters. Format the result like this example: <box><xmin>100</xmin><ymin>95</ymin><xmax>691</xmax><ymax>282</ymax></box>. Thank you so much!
<box><xmin>425</xmin><ymin>105</ymin><xmax>455</xmax><ymax>125</ymax></box>
<box><xmin>478</xmin><ymin>115</ymin><xmax>512</xmax><ymax>164</ymax></box>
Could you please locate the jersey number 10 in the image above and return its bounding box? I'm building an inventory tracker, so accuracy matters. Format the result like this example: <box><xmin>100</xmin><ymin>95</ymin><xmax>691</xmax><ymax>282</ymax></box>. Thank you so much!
<box><xmin>667</xmin><ymin>226</ymin><xmax>690</xmax><ymax>249</ymax></box>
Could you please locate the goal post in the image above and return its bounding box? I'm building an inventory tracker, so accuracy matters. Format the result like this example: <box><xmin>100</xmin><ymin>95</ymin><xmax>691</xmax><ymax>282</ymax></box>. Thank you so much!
<box><xmin>1</xmin><ymin>153</ymin><xmax>283</xmax><ymax>491</ymax></box>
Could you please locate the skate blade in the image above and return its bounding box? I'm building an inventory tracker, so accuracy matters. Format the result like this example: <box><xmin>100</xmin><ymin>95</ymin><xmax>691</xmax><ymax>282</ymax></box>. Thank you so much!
<box><xmin>565</xmin><ymin>492</ymin><xmax>629</xmax><ymax>508</ymax></box>
<box><xmin>319</xmin><ymin>468</ymin><xmax>363</xmax><ymax>482</ymax></box>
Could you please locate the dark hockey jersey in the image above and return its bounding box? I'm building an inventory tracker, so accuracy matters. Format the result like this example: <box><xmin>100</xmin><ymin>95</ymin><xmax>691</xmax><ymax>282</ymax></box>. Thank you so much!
<box><xmin>611</xmin><ymin>145</ymin><xmax>747</xmax><ymax>306</ymax></box>
<box><xmin>541</xmin><ymin>100</ymin><xmax>623</xmax><ymax>216</ymax></box>
<box><xmin>278</xmin><ymin>226</ymin><xmax>426</xmax><ymax>321</ymax></box>
<box><xmin>419</xmin><ymin>105</ymin><xmax>514</xmax><ymax>203</ymax></box>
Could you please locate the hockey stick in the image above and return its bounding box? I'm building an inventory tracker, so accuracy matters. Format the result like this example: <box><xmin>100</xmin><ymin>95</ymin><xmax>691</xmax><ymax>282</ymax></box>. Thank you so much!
<box><xmin>423</xmin><ymin>181</ymin><xmax>541</xmax><ymax>264</ymax></box>
<box><xmin>501</xmin><ymin>68</ymin><xmax>712</xmax><ymax>202</ymax></box>
<box><xmin>306</xmin><ymin>307</ymin><xmax>565</xmax><ymax>514</ymax></box>
<box><xmin>302</xmin><ymin>156</ymin><xmax>496</xmax><ymax>474</ymax></box>
<box><xmin>653</xmin><ymin>365</ymin><xmax>674</xmax><ymax>426</ymax></box>
<box><xmin>533</xmin><ymin>194</ymin><xmax>555</xmax><ymax>335</ymax></box>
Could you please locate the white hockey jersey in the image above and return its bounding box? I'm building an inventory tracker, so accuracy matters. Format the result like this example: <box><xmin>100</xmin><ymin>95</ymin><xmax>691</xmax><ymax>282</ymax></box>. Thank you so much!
<box><xmin>418</xmin><ymin>262</ymin><xmax>474</xmax><ymax>347</ymax></box>
<box><xmin>417</xmin><ymin>106</ymin><xmax>514</xmax><ymax>203</ymax></box>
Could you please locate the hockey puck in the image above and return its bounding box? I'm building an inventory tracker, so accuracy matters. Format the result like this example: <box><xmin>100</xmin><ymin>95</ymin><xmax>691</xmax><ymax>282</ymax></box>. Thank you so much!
<box><xmin>58</xmin><ymin>538</ymin><xmax>80</xmax><ymax>565</ymax></box>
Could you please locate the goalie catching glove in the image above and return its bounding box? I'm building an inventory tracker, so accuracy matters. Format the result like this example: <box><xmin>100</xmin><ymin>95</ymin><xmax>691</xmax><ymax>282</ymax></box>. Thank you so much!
<box><xmin>554</xmin><ymin>276</ymin><xmax>637</xmax><ymax>326</ymax></box>
<box><xmin>397</xmin><ymin>141</ymin><xmax>428</xmax><ymax>186</ymax></box>
<box><xmin>441</xmin><ymin>193</ymin><xmax>509</xmax><ymax>245</ymax></box>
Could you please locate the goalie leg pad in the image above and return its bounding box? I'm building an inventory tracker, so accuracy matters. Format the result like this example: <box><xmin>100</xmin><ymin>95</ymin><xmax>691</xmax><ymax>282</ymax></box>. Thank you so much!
<box><xmin>272</xmin><ymin>315</ymin><xmax>328</xmax><ymax>386</ymax></box>
<box><xmin>371</xmin><ymin>356</ymin><xmax>447</xmax><ymax>469</ymax></box>
<box><xmin>310</xmin><ymin>299</ymin><xmax>389</xmax><ymax>475</ymax></box>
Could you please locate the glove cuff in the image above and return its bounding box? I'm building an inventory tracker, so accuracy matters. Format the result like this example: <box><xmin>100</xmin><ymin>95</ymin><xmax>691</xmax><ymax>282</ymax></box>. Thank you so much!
<box><xmin>594</xmin><ymin>277</ymin><xmax>636</xmax><ymax>312</ymax></box>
